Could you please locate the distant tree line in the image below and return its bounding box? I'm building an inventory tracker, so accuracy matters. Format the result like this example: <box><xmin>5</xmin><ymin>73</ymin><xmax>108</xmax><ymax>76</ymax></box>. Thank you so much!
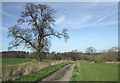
<box><xmin>1</xmin><ymin>51</ymin><xmax>47</xmax><ymax>59</ymax></box>
<box><xmin>1</xmin><ymin>50</ymin><xmax>100</xmax><ymax>61</ymax></box>
<box><xmin>2</xmin><ymin>51</ymin><xmax>29</xmax><ymax>58</ymax></box>
<box><xmin>1</xmin><ymin>50</ymin><xmax>93</xmax><ymax>60</ymax></box>
<box><xmin>1</xmin><ymin>46</ymin><xmax>119</xmax><ymax>63</ymax></box>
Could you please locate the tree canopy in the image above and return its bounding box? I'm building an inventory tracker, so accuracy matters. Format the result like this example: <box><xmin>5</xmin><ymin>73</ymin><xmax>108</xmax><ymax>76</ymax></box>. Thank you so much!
<box><xmin>8</xmin><ymin>3</ymin><xmax>69</xmax><ymax>54</ymax></box>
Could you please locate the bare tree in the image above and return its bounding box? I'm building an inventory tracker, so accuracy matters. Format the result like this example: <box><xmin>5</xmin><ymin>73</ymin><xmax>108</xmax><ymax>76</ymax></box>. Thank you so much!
<box><xmin>86</xmin><ymin>46</ymin><xmax>96</xmax><ymax>59</ymax></box>
<box><xmin>8</xmin><ymin>3</ymin><xmax>69</xmax><ymax>61</ymax></box>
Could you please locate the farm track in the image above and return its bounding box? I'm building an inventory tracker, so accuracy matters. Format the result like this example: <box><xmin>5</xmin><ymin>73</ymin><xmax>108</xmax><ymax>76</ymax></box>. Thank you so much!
<box><xmin>41</xmin><ymin>63</ymin><xmax>75</xmax><ymax>81</ymax></box>
<box><xmin>4</xmin><ymin>61</ymin><xmax>32</xmax><ymax>67</ymax></box>
<box><xmin>59</xmin><ymin>63</ymin><xmax>75</xmax><ymax>81</ymax></box>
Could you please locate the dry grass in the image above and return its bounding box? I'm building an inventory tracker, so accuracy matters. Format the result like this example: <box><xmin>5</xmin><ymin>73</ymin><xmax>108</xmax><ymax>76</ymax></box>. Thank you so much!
<box><xmin>2</xmin><ymin>60</ymin><xmax>68</xmax><ymax>81</ymax></box>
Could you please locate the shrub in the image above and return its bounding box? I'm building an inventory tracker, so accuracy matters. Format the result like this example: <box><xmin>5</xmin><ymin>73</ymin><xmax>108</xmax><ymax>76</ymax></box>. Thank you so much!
<box><xmin>95</xmin><ymin>52</ymin><xmax>118</xmax><ymax>63</ymax></box>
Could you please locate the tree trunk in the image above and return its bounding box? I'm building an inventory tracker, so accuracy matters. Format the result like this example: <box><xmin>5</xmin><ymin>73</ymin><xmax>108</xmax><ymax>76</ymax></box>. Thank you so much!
<box><xmin>90</xmin><ymin>53</ymin><xmax>92</xmax><ymax>59</ymax></box>
<box><xmin>36</xmin><ymin>52</ymin><xmax>42</xmax><ymax>61</ymax></box>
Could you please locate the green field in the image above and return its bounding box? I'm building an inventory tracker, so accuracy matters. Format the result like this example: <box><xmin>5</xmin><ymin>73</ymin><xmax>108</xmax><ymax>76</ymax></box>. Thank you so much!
<box><xmin>2</xmin><ymin>58</ymin><xmax>35</xmax><ymax>66</ymax></box>
<box><xmin>71</xmin><ymin>61</ymin><xmax>118</xmax><ymax>81</ymax></box>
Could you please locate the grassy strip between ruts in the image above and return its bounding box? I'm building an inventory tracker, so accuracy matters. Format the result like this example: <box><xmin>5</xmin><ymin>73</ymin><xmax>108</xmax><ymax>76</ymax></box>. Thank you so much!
<box><xmin>15</xmin><ymin>62</ymin><xmax>71</xmax><ymax>82</ymax></box>
<box><xmin>70</xmin><ymin>62</ymin><xmax>80</xmax><ymax>81</ymax></box>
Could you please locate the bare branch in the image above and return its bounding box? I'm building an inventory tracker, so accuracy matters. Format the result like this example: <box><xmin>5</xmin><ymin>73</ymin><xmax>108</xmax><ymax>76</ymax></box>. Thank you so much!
<box><xmin>15</xmin><ymin>36</ymin><xmax>38</xmax><ymax>50</ymax></box>
<box><xmin>8</xmin><ymin>3</ymin><xmax>69</xmax><ymax>56</ymax></box>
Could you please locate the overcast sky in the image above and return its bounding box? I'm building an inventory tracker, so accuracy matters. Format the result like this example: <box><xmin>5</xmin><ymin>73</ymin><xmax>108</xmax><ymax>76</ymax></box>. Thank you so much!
<box><xmin>1</xmin><ymin>2</ymin><xmax>118</xmax><ymax>53</ymax></box>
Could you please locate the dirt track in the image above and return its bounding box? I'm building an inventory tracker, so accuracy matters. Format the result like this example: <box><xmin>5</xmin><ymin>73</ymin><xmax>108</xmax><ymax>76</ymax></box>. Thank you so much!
<box><xmin>59</xmin><ymin>63</ymin><xmax>75</xmax><ymax>81</ymax></box>
<box><xmin>42</xmin><ymin>63</ymin><xmax>75</xmax><ymax>81</ymax></box>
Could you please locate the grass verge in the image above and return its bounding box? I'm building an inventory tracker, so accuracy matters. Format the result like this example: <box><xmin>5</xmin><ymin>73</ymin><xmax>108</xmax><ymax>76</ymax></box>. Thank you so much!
<box><xmin>15</xmin><ymin>62</ymin><xmax>71</xmax><ymax>81</ymax></box>
<box><xmin>70</xmin><ymin>62</ymin><xmax>80</xmax><ymax>81</ymax></box>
